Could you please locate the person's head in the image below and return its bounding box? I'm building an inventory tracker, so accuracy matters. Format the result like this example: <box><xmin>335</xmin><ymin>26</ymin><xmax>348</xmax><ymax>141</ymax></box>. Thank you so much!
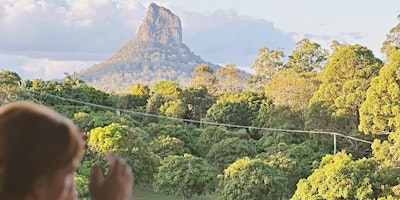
<box><xmin>0</xmin><ymin>101</ymin><xmax>86</xmax><ymax>200</ymax></box>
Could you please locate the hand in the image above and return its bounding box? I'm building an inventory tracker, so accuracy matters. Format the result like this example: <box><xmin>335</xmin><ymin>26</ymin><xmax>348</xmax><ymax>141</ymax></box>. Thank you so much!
<box><xmin>89</xmin><ymin>153</ymin><xmax>133</xmax><ymax>200</ymax></box>
<box><xmin>65</xmin><ymin>184</ymin><xmax>78</xmax><ymax>200</ymax></box>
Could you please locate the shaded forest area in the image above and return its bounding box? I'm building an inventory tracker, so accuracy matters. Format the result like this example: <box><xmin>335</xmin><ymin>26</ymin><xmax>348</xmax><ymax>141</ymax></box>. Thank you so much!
<box><xmin>1</xmin><ymin>15</ymin><xmax>400</xmax><ymax>200</ymax></box>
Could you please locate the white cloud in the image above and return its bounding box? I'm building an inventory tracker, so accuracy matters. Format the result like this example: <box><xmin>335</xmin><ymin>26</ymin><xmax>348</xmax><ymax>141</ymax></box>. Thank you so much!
<box><xmin>0</xmin><ymin>0</ymin><xmax>146</xmax><ymax>60</ymax></box>
<box><xmin>0</xmin><ymin>0</ymin><xmax>299</xmax><ymax>79</ymax></box>
<box><xmin>171</xmin><ymin>7</ymin><xmax>295</xmax><ymax>67</ymax></box>
<box><xmin>19</xmin><ymin>56</ymin><xmax>96</xmax><ymax>80</ymax></box>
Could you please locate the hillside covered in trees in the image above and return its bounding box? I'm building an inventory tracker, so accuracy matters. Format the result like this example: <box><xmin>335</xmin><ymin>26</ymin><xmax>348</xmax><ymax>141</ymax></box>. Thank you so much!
<box><xmin>79</xmin><ymin>3</ymin><xmax>220</xmax><ymax>92</ymax></box>
<box><xmin>1</xmin><ymin>12</ymin><xmax>400</xmax><ymax>200</ymax></box>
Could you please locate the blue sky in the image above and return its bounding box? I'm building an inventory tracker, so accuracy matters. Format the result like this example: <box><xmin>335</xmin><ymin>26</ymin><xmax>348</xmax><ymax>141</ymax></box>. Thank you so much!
<box><xmin>1</xmin><ymin>0</ymin><xmax>399</xmax><ymax>80</ymax></box>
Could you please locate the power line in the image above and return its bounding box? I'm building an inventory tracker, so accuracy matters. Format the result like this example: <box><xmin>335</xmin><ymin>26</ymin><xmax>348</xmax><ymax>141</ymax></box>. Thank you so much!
<box><xmin>26</xmin><ymin>89</ymin><xmax>373</xmax><ymax>146</ymax></box>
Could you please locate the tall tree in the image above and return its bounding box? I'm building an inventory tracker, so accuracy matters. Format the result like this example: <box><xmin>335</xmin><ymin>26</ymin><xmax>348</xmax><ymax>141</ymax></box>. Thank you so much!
<box><xmin>218</xmin><ymin>157</ymin><xmax>288</xmax><ymax>200</ymax></box>
<box><xmin>381</xmin><ymin>14</ymin><xmax>400</xmax><ymax>59</ymax></box>
<box><xmin>215</xmin><ymin>64</ymin><xmax>247</xmax><ymax>94</ymax></box>
<box><xmin>249</xmin><ymin>47</ymin><xmax>285</xmax><ymax>91</ymax></box>
<box><xmin>307</xmin><ymin>44</ymin><xmax>383</xmax><ymax>133</ymax></box>
<box><xmin>191</xmin><ymin>64</ymin><xmax>218</xmax><ymax>95</ymax></box>
<box><xmin>207</xmin><ymin>138</ymin><xmax>257</xmax><ymax>172</ymax></box>
<box><xmin>359</xmin><ymin>50</ymin><xmax>400</xmax><ymax>135</ymax></box>
<box><xmin>264</xmin><ymin>69</ymin><xmax>319</xmax><ymax>120</ymax></box>
<box><xmin>197</xmin><ymin>126</ymin><xmax>233</xmax><ymax>157</ymax></box>
<box><xmin>154</xmin><ymin>154</ymin><xmax>216</xmax><ymax>200</ymax></box>
<box><xmin>146</xmin><ymin>80</ymin><xmax>181</xmax><ymax>115</ymax></box>
<box><xmin>130</xmin><ymin>82</ymin><xmax>150</xmax><ymax>96</ymax></box>
<box><xmin>149</xmin><ymin>135</ymin><xmax>189</xmax><ymax>158</ymax></box>
<box><xmin>204</xmin><ymin>91</ymin><xmax>269</xmax><ymax>135</ymax></box>
<box><xmin>285</xmin><ymin>38</ymin><xmax>328</xmax><ymax>73</ymax></box>
<box><xmin>179</xmin><ymin>87</ymin><xmax>215</xmax><ymax>121</ymax></box>
<box><xmin>292</xmin><ymin>152</ymin><xmax>379</xmax><ymax>199</ymax></box>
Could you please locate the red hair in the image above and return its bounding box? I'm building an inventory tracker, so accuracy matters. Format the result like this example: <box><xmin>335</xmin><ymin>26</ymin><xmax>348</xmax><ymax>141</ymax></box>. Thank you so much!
<box><xmin>0</xmin><ymin>101</ymin><xmax>84</xmax><ymax>199</ymax></box>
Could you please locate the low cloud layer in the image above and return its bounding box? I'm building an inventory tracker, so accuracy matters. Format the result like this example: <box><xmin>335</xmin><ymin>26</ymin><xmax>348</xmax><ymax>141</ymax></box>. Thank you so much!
<box><xmin>0</xmin><ymin>0</ymin><xmax>145</xmax><ymax>61</ymax></box>
<box><xmin>0</xmin><ymin>0</ymin><xmax>370</xmax><ymax>80</ymax></box>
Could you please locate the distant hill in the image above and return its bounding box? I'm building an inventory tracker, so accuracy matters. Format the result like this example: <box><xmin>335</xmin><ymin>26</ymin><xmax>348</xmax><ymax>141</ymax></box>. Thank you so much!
<box><xmin>79</xmin><ymin>3</ymin><xmax>219</xmax><ymax>92</ymax></box>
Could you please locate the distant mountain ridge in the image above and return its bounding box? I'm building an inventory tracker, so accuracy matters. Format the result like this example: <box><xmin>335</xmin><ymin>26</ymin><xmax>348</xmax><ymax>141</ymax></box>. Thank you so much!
<box><xmin>79</xmin><ymin>3</ymin><xmax>219</xmax><ymax>92</ymax></box>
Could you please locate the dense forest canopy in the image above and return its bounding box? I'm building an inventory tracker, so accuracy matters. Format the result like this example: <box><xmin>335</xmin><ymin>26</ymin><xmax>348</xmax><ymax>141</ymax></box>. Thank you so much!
<box><xmin>1</xmin><ymin>15</ymin><xmax>400</xmax><ymax>200</ymax></box>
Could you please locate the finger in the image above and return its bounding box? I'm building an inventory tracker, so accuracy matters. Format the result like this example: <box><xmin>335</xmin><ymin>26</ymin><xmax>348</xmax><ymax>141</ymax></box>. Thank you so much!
<box><xmin>89</xmin><ymin>165</ymin><xmax>103</xmax><ymax>191</ymax></box>
<box><xmin>116</xmin><ymin>157</ymin><xmax>127</xmax><ymax>175</ymax></box>
<box><xmin>105</xmin><ymin>153</ymin><xmax>118</xmax><ymax>168</ymax></box>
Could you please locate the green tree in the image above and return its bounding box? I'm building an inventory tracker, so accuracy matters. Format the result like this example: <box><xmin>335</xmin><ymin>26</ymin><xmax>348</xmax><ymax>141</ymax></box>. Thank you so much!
<box><xmin>179</xmin><ymin>87</ymin><xmax>215</xmax><ymax>121</ymax></box>
<box><xmin>257</xmin><ymin>140</ymin><xmax>327</xmax><ymax>195</ymax></box>
<box><xmin>130</xmin><ymin>82</ymin><xmax>150</xmax><ymax>96</ymax></box>
<box><xmin>197</xmin><ymin>126</ymin><xmax>233</xmax><ymax>157</ymax></box>
<box><xmin>144</xmin><ymin>120</ymin><xmax>201</xmax><ymax>156</ymax></box>
<box><xmin>285</xmin><ymin>38</ymin><xmax>328</xmax><ymax>73</ymax></box>
<box><xmin>0</xmin><ymin>70</ymin><xmax>22</xmax><ymax>105</ymax></box>
<box><xmin>307</xmin><ymin>44</ymin><xmax>383</xmax><ymax>133</ymax></box>
<box><xmin>146</xmin><ymin>80</ymin><xmax>181</xmax><ymax>115</ymax></box>
<box><xmin>359</xmin><ymin>50</ymin><xmax>400</xmax><ymax>135</ymax></box>
<box><xmin>206</xmin><ymin>137</ymin><xmax>257</xmax><ymax>172</ymax></box>
<box><xmin>204</xmin><ymin>91</ymin><xmax>269</xmax><ymax>136</ymax></box>
<box><xmin>381</xmin><ymin>14</ymin><xmax>400</xmax><ymax>59</ymax></box>
<box><xmin>149</xmin><ymin>135</ymin><xmax>189</xmax><ymax>158</ymax></box>
<box><xmin>265</xmin><ymin>69</ymin><xmax>319</xmax><ymax>120</ymax></box>
<box><xmin>160</xmin><ymin>99</ymin><xmax>187</xmax><ymax>117</ymax></box>
<box><xmin>151</xmin><ymin>80</ymin><xmax>181</xmax><ymax>99</ymax></box>
<box><xmin>218</xmin><ymin>157</ymin><xmax>288</xmax><ymax>200</ymax></box>
<box><xmin>154</xmin><ymin>154</ymin><xmax>216</xmax><ymax>200</ymax></box>
<box><xmin>64</xmin><ymin>72</ymin><xmax>85</xmax><ymax>88</ymax></box>
<box><xmin>249</xmin><ymin>47</ymin><xmax>285</xmax><ymax>91</ymax></box>
<box><xmin>117</xmin><ymin>82</ymin><xmax>150</xmax><ymax>110</ymax></box>
<box><xmin>191</xmin><ymin>64</ymin><xmax>218</xmax><ymax>95</ymax></box>
<box><xmin>215</xmin><ymin>64</ymin><xmax>247</xmax><ymax>94</ymax></box>
<box><xmin>73</xmin><ymin>110</ymin><xmax>139</xmax><ymax>132</ymax></box>
<box><xmin>87</xmin><ymin>123</ymin><xmax>158</xmax><ymax>183</ymax></box>
<box><xmin>292</xmin><ymin>151</ymin><xmax>399</xmax><ymax>199</ymax></box>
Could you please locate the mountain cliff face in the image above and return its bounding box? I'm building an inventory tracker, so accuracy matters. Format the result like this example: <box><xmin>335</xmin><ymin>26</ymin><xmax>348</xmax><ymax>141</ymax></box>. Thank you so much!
<box><xmin>136</xmin><ymin>3</ymin><xmax>182</xmax><ymax>45</ymax></box>
<box><xmin>79</xmin><ymin>3</ymin><xmax>217</xmax><ymax>92</ymax></box>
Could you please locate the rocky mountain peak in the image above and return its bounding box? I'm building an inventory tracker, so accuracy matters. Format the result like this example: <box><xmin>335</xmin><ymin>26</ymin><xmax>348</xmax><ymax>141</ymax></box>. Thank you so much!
<box><xmin>135</xmin><ymin>3</ymin><xmax>182</xmax><ymax>45</ymax></box>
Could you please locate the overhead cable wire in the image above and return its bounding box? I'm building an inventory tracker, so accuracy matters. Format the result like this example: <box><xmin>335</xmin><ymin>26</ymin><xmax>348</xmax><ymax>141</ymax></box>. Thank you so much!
<box><xmin>26</xmin><ymin>89</ymin><xmax>373</xmax><ymax>144</ymax></box>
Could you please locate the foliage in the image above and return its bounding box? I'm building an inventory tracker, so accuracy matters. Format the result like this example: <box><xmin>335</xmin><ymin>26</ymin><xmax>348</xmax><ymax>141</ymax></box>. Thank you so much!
<box><xmin>307</xmin><ymin>43</ymin><xmax>383</xmax><ymax>133</ymax></box>
<box><xmin>179</xmin><ymin>87</ymin><xmax>215</xmax><ymax>121</ymax></box>
<box><xmin>204</xmin><ymin>91</ymin><xmax>270</xmax><ymax>136</ymax></box>
<box><xmin>260</xmin><ymin>104</ymin><xmax>305</xmax><ymax>130</ymax></box>
<box><xmin>73</xmin><ymin>110</ymin><xmax>140</xmax><ymax>132</ymax></box>
<box><xmin>258</xmin><ymin>134</ymin><xmax>328</xmax><ymax>195</ymax></box>
<box><xmin>265</xmin><ymin>69</ymin><xmax>319</xmax><ymax>119</ymax></box>
<box><xmin>215</xmin><ymin>64</ymin><xmax>248</xmax><ymax>94</ymax></box>
<box><xmin>218</xmin><ymin>157</ymin><xmax>288</xmax><ymax>200</ymax></box>
<box><xmin>160</xmin><ymin>99</ymin><xmax>187</xmax><ymax>117</ymax></box>
<box><xmin>206</xmin><ymin>137</ymin><xmax>257</xmax><ymax>172</ymax></box>
<box><xmin>381</xmin><ymin>15</ymin><xmax>400</xmax><ymax>58</ymax></box>
<box><xmin>144</xmin><ymin>120</ymin><xmax>202</xmax><ymax>156</ymax></box>
<box><xmin>0</xmin><ymin>70</ymin><xmax>22</xmax><ymax>105</ymax></box>
<box><xmin>191</xmin><ymin>64</ymin><xmax>218</xmax><ymax>95</ymax></box>
<box><xmin>249</xmin><ymin>47</ymin><xmax>284</xmax><ymax>91</ymax></box>
<box><xmin>359</xmin><ymin>50</ymin><xmax>400</xmax><ymax>135</ymax></box>
<box><xmin>87</xmin><ymin>123</ymin><xmax>158</xmax><ymax>183</ymax></box>
<box><xmin>292</xmin><ymin>150</ymin><xmax>400</xmax><ymax>199</ymax></box>
<box><xmin>293</xmin><ymin>152</ymin><xmax>372</xmax><ymax>199</ymax></box>
<box><xmin>197</xmin><ymin>126</ymin><xmax>233</xmax><ymax>157</ymax></box>
<box><xmin>117</xmin><ymin>83</ymin><xmax>150</xmax><ymax>110</ymax></box>
<box><xmin>285</xmin><ymin>38</ymin><xmax>328</xmax><ymax>73</ymax></box>
<box><xmin>27</xmin><ymin>77</ymin><xmax>116</xmax><ymax>111</ymax></box>
<box><xmin>154</xmin><ymin>154</ymin><xmax>216</xmax><ymax>200</ymax></box>
<box><xmin>150</xmin><ymin>135</ymin><xmax>189</xmax><ymax>158</ymax></box>
<box><xmin>146</xmin><ymin>80</ymin><xmax>181</xmax><ymax>115</ymax></box>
